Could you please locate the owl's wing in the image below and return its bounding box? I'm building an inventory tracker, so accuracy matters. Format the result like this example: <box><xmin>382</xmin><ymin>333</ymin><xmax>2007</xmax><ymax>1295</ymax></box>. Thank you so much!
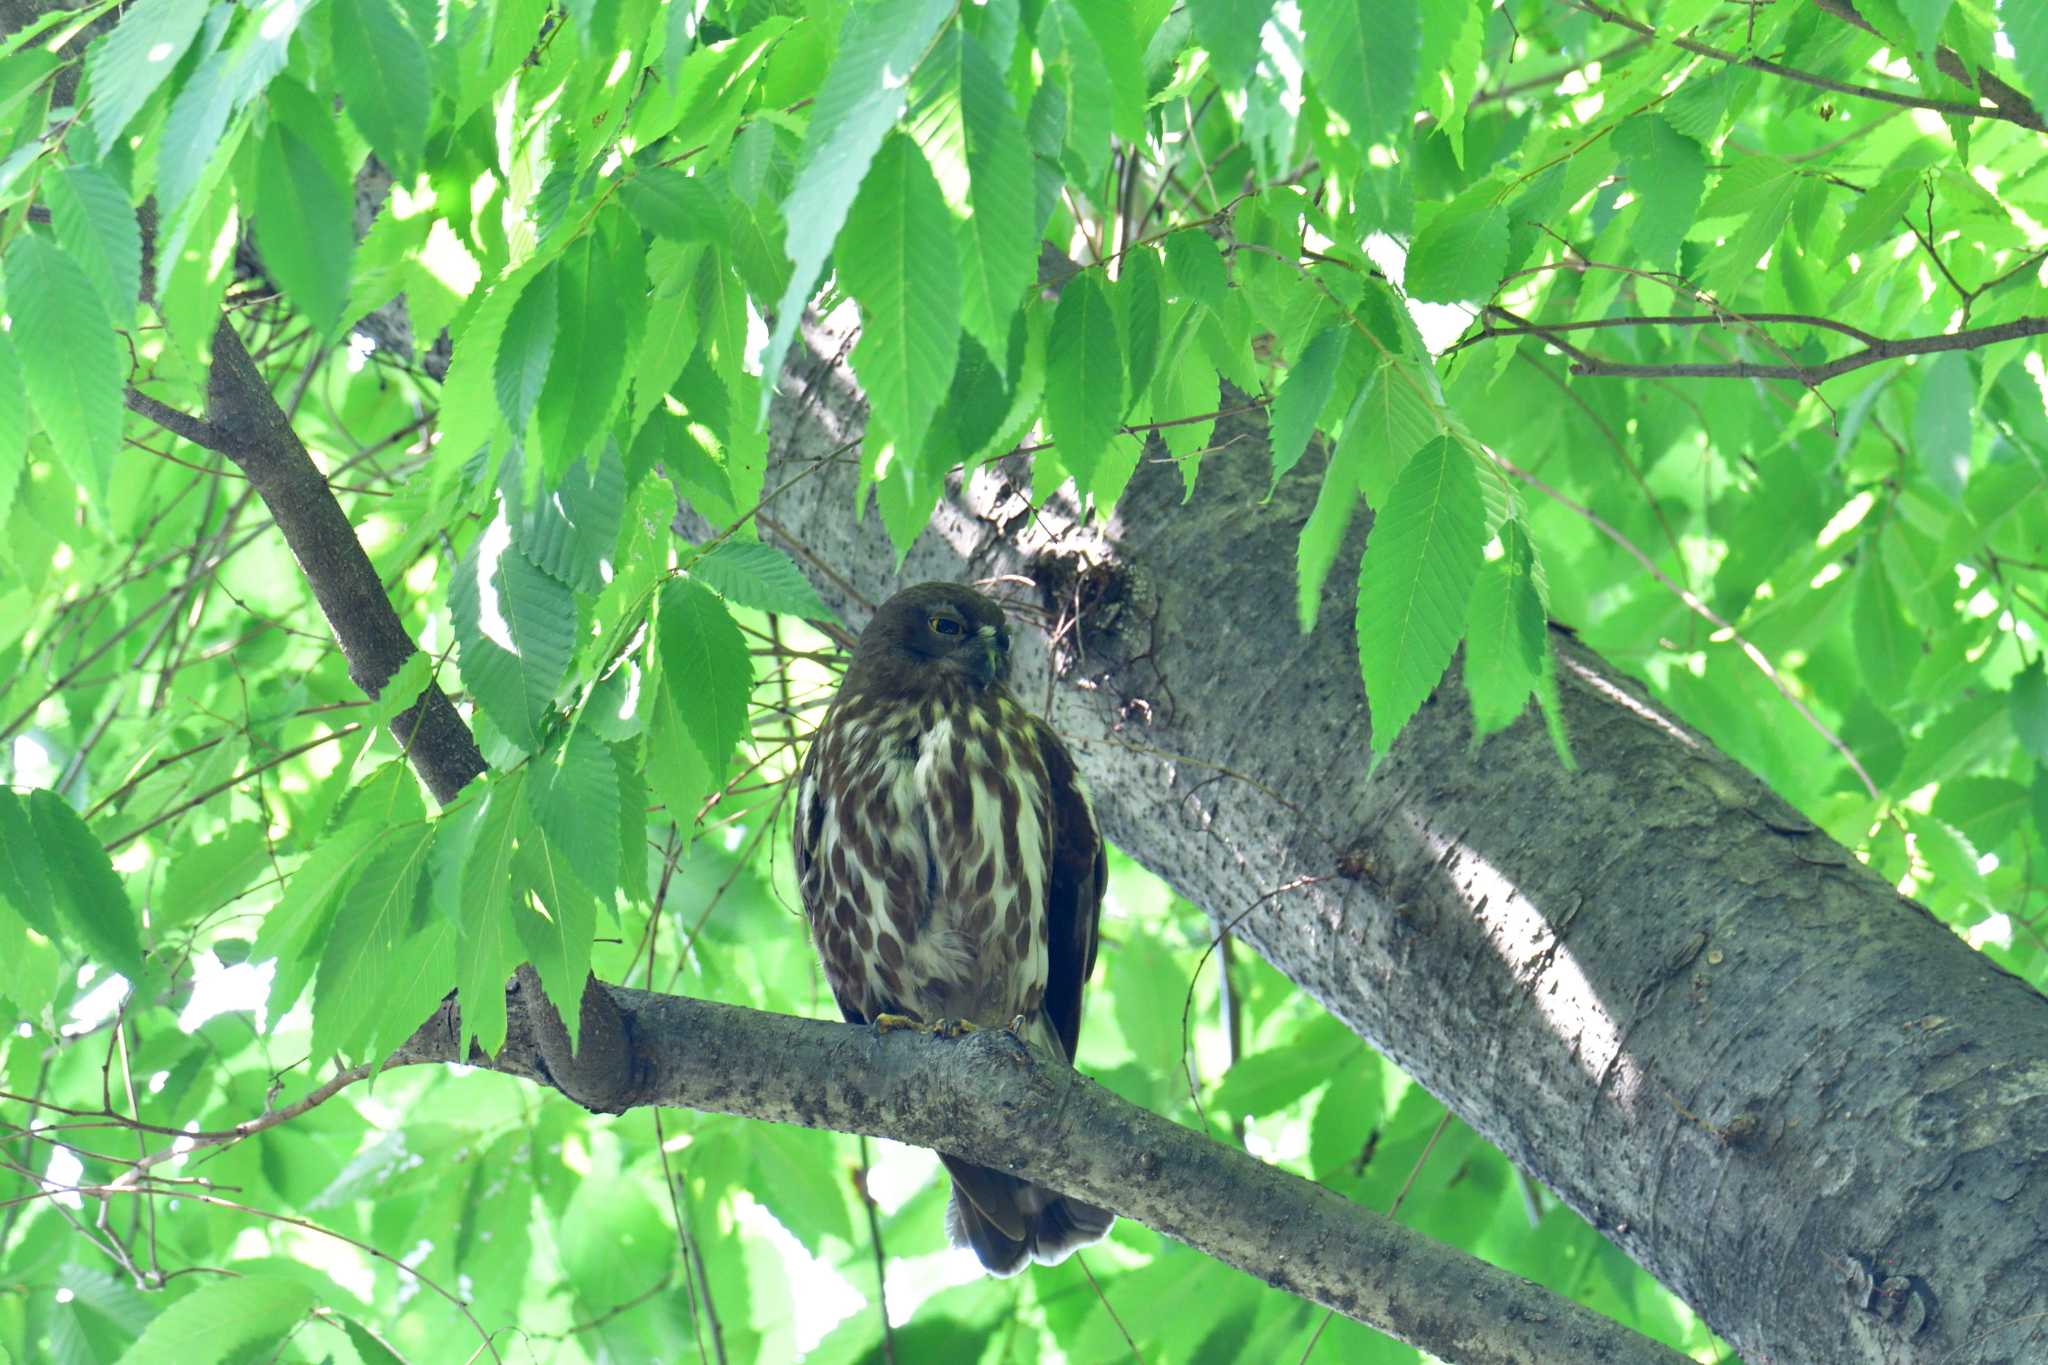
<box><xmin>795</xmin><ymin>726</ymin><xmax>870</xmax><ymax>1026</ymax></box>
<box><xmin>1034</xmin><ymin>718</ymin><xmax>1106</xmax><ymax>1063</ymax></box>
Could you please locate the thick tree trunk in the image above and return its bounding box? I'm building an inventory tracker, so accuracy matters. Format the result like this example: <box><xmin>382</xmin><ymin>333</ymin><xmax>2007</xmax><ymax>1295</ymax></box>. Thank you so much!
<box><xmin>761</xmin><ymin>313</ymin><xmax>2048</xmax><ymax>1365</ymax></box>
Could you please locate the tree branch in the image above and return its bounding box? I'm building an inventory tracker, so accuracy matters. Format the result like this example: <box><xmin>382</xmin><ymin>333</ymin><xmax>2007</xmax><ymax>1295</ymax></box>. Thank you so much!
<box><xmin>1568</xmin><ymin>0</ymin><xmax>2046</xmax><ymax>131</ymax></box>
<box><xmin>1477</xmin><ymin>306</ymin><xmax>2048</xmax><ymax>385</ymax></box>
<box><xmin>386</xmin><ymin>979</ymin><xmax>1692</xmax><ymax>1365</ymax></box>
<box><xmin>1808</xmin><ymin>0</ymin><xmax>2047</xmax><ymax>134</ymax></box>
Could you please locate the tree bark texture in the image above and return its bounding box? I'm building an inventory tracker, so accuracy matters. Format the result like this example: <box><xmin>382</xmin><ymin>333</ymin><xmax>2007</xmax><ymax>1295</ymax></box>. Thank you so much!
<box><xmin>394</xmin><ymin>977</ymin><xmax>1690</xmax><ymax>1365</ymax></box>
<box><xmin>755</xmin><ymin>311</ymin><xmax>2048</xmax><ymax>1365</ymax></box>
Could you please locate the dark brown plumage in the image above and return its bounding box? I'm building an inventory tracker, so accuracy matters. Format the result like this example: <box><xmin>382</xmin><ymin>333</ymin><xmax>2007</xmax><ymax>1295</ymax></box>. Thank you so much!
<box><xmin>793</xmin><ymin>582</ymin><xmax>1112</xmax><ymax>1274</ymax></box>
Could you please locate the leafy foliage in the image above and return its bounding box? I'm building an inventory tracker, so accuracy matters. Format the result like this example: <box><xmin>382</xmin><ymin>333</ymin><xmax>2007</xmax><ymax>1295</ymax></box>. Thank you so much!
<box><xmin>2</xmin><ymin>0</ymin><xmax>2046</xmax><ymax>1357</ymax></box>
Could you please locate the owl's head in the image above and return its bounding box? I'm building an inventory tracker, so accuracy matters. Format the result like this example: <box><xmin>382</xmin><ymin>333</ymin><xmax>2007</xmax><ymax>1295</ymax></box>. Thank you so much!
<box><xmin>852</xmin><ymin>582</ymin><xmax>1012</xmax><ymax>691</ymax></box>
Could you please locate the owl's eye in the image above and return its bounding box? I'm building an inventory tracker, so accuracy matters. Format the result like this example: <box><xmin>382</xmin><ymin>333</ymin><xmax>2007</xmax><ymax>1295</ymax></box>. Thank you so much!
<box><xmin>930</xmin><ymin>615</ymin><xmax>963</xmax><ymax>637</ymax></box>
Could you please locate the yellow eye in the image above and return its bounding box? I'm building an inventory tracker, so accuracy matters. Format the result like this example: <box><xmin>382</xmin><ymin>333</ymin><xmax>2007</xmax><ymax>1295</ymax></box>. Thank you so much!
<box><xmin>930</xmin><ymin>615</ymin><xmax>963</xmax><ymax>636</ymax></box>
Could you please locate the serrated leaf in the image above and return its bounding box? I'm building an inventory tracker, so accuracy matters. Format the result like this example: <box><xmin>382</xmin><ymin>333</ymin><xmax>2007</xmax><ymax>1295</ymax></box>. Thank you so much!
<box><xmin>1612</xmin><ymin>114</ymin><xmax>1705</xmax><ymax>269</ymax></box>
<box><xmin>1269</xmin><ymin>325</ymin><xmax>1346</xmax><ymax>495</ymax></box>
<box><xmin>0</xmin><ymin>329</ymin><xmax>25</xmax><ymax>529</ymax></box>
<box><xmin>1301</xmin><ymin>0</ymin><xmax>1421</xmax><ymax>147</ymax></box>
<box><xmin>0</xmin><ymin>788</ymin><xmax>57</xmax><ymax>939</ymax></box>
<box><xmin>253</xmin><ymin>118</ymin><xmax>354</xmax><ymax>337</ymax></box>
<box><xmin>949</xmin><ymin>28</ymin><xmax>1035</xmax><ymax>361</ymax></box>
<box><xmin>1188</xmin><ymin>0</ymin><xmax>1272</xmax><ymax>85</ymax></box>
<box><xmin>1464</xmin><ymin>521</ymin><xmax>1545</xmax><ymax>740</ymax></box>
<box><xmin>157</xmin><ymin>179</ymin><xmax>238</xmax><ymax>367</ymax></box>
<box><xmin>750</xmin><ymin>1124</ymin><xmax>854</xmax><ymax>1246</ymax></box>
<box><xmin>1164</xmin><ymin>229</ymin><xmax>1230</xmax><ymax>313</ymax></box>
<box><xmin>535</xmin><ymin>229</ymin><xmax>634</xmax><ymax>479</ymax></box>
<box><xmin>330</xmin><ymin>0</ymin><xmax>430</xmax><ymax>178</ymax></box>
<box><xmin>503</xmin><ymin>438</ymin><xmax>625</xmax><ymax>595</ymax></box>
<box><xmin>657</xmin><ymin>579</ymin><xmax>753</xmax><ymax>787</ymax></box>
<box><xmin>157</xmin><ymin>0</ymin><xmax>303</xmax><ymax>220</ymax></box>
<box><xmin>451</xmin><ymin>516</ymin><xmax>577</xmax><ymax>753</ymax></box>
<box><xmin>621</xmin><ymin>168</ymin><xmax>730</xmax><ymax>242</ymax></box>
<box><xmin>1357</xmin><ymin>436</ymin><xmax>1485</xmax><ymax>757</ymax></box>
<box><xmin>1036</xmin><ymin>0</ymin><xmax>1115</xmax><ymax>187</ymax></box>
<box><xmin>47</xmin><ymin>166</ymin><xmax>141</xmax><ymax>323</ymax></box>
<box><xmin>1854</xmin><ymin>557</ymin><xmax>1920</xmax><ymax>697</ymax></box>
<box><xmin>1297</xmin><ymin>436</ymin><xmax>1364</xmax><ymax>634</ymax></box>
<box><xmin>365</xmin><ymin>650</ymin><xmax>433</xmax><ymax>731</ymax></box>
<box><xmin>458</xmin><ymin>770</ymin><xmax>528</xmax><ymax>1058</ymax></box>
<box><xmin>493</xmin><ymin>263</ymin><xmax>557</xmax><ymax>436</ymax></box>
<box><xmin>254</xmin><ymin>818</ymin><xmax>383</xmax><ymax>1018</ymax></box>
<box><xmin>514</xmin><ymin>836</ymin><xmax>598</xmax><ymax>1052</ymax></box>
<box><xmin>86</xmin><ymin>0</ymin><xmax>211</xmax><ymax>156</ymax></box>
<box><xmin>1913</xmin><ymin>351</ymin><xmax>1974</xmax><ymax>496</ymax></box>
<box><xmin>2010</xmin><ymin>3</ymin><xmax>2048</xmax><ymax>117</ymax></box>
<box><xmin>114</xmin><ymin>1274</ymin><xmax>315</xmax><ymax>1365</ymax></box>
<box><xmin>1343</xmin><ymin>360</ymin><xmax>1439</xmax><ymax>507</ymax></box>
<box><xmin>3</xmin><ymin>235</ymin><xmax>122</xmax><ymax>500</ymax></box>
<box><xmin>761</xmin><ymin>0</ymin><xmax>956</xmax><ymax>415</ymax></box>
<box><xmin>1406</xmin><ymin>199</ymin><xmax>1508</xmax><ymax>303</ymax></box>
<box><xmin>30</xmin><ymin>790</ymin><xmax>145</xmax><ymax>978</ymax></box>
<box><xmin>311</xmin><ymin>822</ymin><xmax>434</xmax><ymax>1062</ymax></box>
<box><xmin>1044</xmin><ymin>274</ymin><xmax>1123</xmax><ymax>493</ymax></box>
<box><xmin>691</xmin><ymin>541</ymin><xmax>835</xmax><ymax>621</ymax></box>
<box><xmin>158</xmin><ymin>822</ymin><xmax>268</xmax><ymax>930</ymax></box>
<box><xmin>1119</xmin><ymin>246</ymin><xmax>1166</xmax><ymax>405</ymax></box>
<box><xmin>2014</xmin><ymin>659</ymin><xmax>2048</xmax><ymax>765</ymax></box>
<box><xmin>527</xmin><ymin>727</ymin><xmax>621</xmax><ymax>906</ymax></box>
<box><xmin>840</xmin><ymin>131</ymin><xmax>960</xmax><ymax>469</ymax></box>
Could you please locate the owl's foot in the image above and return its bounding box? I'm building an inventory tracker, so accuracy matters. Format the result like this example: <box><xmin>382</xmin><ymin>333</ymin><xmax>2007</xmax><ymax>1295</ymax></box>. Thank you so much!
<box><xmin>1006</xmin><ymin>1014</ymin><xmax>1027</xmax><ymax>1037</ymax></box>
<box><xmin>934</xmin><ymin>1018</ymin><xmax>978</xmax><ymax>1039</ymax></box>
<box><xmin>872</xmin><ymin>1012</ymin><xmax>924</xmax><ymax>1035</ymax></box>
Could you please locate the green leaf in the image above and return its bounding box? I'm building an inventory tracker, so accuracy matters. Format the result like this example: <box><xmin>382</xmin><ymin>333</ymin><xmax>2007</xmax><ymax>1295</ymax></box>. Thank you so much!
<box><xmin>86</xmin><ymin>0</ymin><xmax>211</xmax><ymax>156</ymax></box>
<box><xmin>156</xmin><ymin>0</ymin><xmax>303</xmax><ymax>220</ymax></box>
<box><xmin>114</xmin><ymin>1274</ymin><xmax>315</xmax><ymax>1365</ymax></box>
<box><xmin>526</xmin><ymin>726</ymin><xmax>621</xmax><ymax>907</ymax></box>
<box><xmin>691</xmin><ymin>541</ymin><xmax>835</xmax><ymax>621</ymax></box>
<box><xmin>1037</xmin><ymin>0</ymin><xmax>1115</xmax><ymax>187</ymax></box>
<box><xmin>620</xmin><ymin>169</ymin><xmax>730</xmax><ymax>242</ymax></box>
<box><xmin>30</xmin><ymin>790</ymin><xmax>145</xmax><ymax>978</ymax></box>
<box><xmin>505</xmin><ymin>438</ymin><xmax>625</xmax><ymax>595</ymax></box>
<box><xmin>458</xmin><ymin>770</ymin><xmax>528</xmax><ymax>1058</ymax></box>
<box><xmin>1044</xmin><ymin>274</ymin><xmax>1124</xmax><ymax>494</ymax></box>
<box><xmin>1913</xmin><ymin>352</ymin><xmax>1974</xmax><ymax>496</ymax></box>
<box><xmin>0</xmin><ymin>788</ymin><xmax>58</xmax><ymax>939</ymax></box>
<box><xmin>156</xmin><ymin>178</ymin><xmax>238</xmax><ymax>368</ymax></box>
<box><xmin>493</xmin><ymin>264</ymin><xmax>558</xmax><ymax>437</ymax></box>
<box><xmin>330</xmin><ymin>0</ymin><xmax>430</xmax><ymax>178</ymax></box>
<box><xmin>1343</xmin><ymin>360</ymin><xmax>1439</xmax><ymax>508</ymax></box>
<box><xmin>450</xmin><ymin>517</ymin><xmax>577</xmax><ymax>753</ymax></box>
<box><xmin>1464</xmin><ymin>520</ymin><xmax>1545</xmax><ymax>741</ymax></box>
<box><xmin>1406</xmin><ymin>198</ymin><xmax>1508</xmax><ymax>303</ymax></box>
<box><xmin>311</xmin><ymin>821</ymin><xmax>435</xmax><ymax>1062</ymax></box>
<box><xmin>2014</xmin><ymin>660</ymin><xmax>2048</xmax><ymax>766</ymax></box>
<box><xmin>1268</xmin><ymin>326</ymin><xmax>1346</xmax><ymax>495</ymax></box>
<box><xmin>254</xmin><ymin>817</ymin><xmax>383</xmax><ymax>1018</ymax></box>
<box><xmin>1612</xmin><ymin>114</ymin><xmax>1706</xmax><ymax>269</ymax></box>
<box><xmin>158</xmin><ymin>822</ymin><xmax>268</xmax><ymax>930</ymax></box>
<box><xmin>948</xmin><ymin>29</ymin><xmax>1035</xmax><ymax>362</ymax></box>
<box><xmin>1853</xmin><ymin>557</ymin><xmax>1920</xmax><ymax>696</ymax></box>
<box><xmin>1164</xmin><ymin>229</ymin><xmax>1230</xmax><ymax>314</ymax></box>
<box><xmin>1119</xmin><ymin>246</ymin><xmax>1166</xmax><ymax>405</ymax></box>
<box><xmin>3</xmin><ymin>234</ymin><xmax>122</xmax><ymax>500</ymax></box>
<box><xmin>1897</xmin><ymin>0</ymin><xmax>1953</xmax><ymax>52</ymax></box>
<box><xmin>535</xmin><ymin>228</ymin><xmax>635</xmax><ymax>479</ymax></box>
<box><xmin>1188</xmin><ymin>0</ymin><xmax>1272</xmax><ymax>85</ymax></box>
<box><xmin>515</xmin><ymin>834</ymin><xmax>599</xmax><ymax>1053</ymax></box>
<box><xmin>1357</xmin><ymin>436</ymin><xmax>1485</xmax><ymax>757</ymax></box>
<box><xmin>1301</xmin><ymin>0</ymin><xmax>1421</xmax><ymax>148</ymax></box>
<box><xmin>253</xmin><ymin>117</ymin><xmax>355</xmax><ymax>338</ymax></box>
<box><xmin>2009</xmin><ymin>3</ymin><xmax>2048</xmax><ymax>116</ymax></box>
<box><xmin>1297</xmin><ymin>436</ymin><xmax>1364</xmax><ymax>634</ymax></box>
<box><xmin>750</xmin><ymin>1124</ymin><xmax>854</xmax><ymax>1246</ymax></box>
<box><xmin>657</xmin><ymin>579</ymin><xmax>753</xmax><ymax>786</ymax></box>
<box><xmin>761</xmin><ymin>0</ymin><xmax>956</xmax><ymax>415</ymax></box>
<box><xmin>0</xmin><ymin>329</ymin><xmax>26</xmax><ymax>530</ymax></box>
<box><xmin>47</xmin><ymin>165</ymin><xmax>141</xmax><ymax>323</ymax></box>
<box><xmin>840</xmin><ymin>131</ymin><xmax>960</xmax><ymax>469</ymax></box>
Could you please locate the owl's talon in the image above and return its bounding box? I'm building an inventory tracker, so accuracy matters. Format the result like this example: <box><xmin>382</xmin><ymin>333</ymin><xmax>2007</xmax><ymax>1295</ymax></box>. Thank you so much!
<box><xmin>873</xmin><ymin>1012</ymin><xmax>923</xmax><ymax>1035</ymax></box>
<box><xmin>936</xmin><ymin>1018</ymin><xmax>978</xmax><ymax>1039</ymax></box>
<box><xmin>1007</xmin><ymin>1014</ymin><xmax>1027</xmax><ymax>1037</ymax></box>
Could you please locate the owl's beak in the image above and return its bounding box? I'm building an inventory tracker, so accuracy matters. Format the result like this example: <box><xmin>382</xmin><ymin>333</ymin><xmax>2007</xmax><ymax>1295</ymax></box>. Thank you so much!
<box><xmin>974</xmin><ymin>624</ymin><xmax>1009</xmax><ymax>686</ymax></box>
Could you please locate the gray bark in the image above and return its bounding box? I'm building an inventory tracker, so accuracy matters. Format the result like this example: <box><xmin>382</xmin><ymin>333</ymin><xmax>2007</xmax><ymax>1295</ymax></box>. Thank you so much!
<box><xmin>755</xmin><ymin>309</ymin><xmax>2048</xmax><ymax>1365</ymax></box>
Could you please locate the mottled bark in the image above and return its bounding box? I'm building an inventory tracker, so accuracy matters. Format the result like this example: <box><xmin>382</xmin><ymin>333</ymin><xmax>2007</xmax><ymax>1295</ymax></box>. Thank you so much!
<box><xmin>754</xmin><ymin>310</ymin><xmax>2048</xmax><ymax>1365</ymax></box>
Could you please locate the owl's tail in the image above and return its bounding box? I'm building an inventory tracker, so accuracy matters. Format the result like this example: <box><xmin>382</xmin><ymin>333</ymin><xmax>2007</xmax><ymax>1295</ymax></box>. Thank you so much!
<box><xmin>940</xmin><ymin>1155</ymin><xmax>1114</xmax><ymax>1276</ymax></box>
